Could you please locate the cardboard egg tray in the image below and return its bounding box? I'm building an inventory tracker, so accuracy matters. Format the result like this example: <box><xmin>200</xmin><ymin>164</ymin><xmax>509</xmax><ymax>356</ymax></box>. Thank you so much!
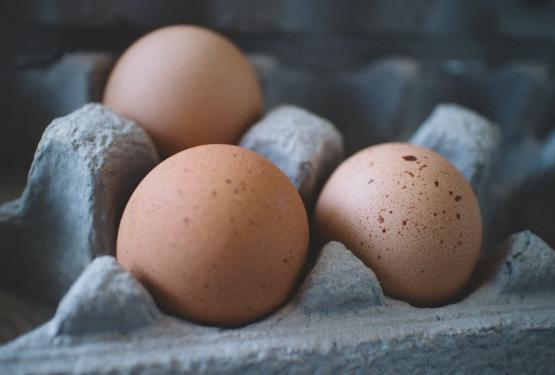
<box><xmin>1</xmin><ymin>57</ymin><xmax>555</xmax><ymax>374</ymax></box>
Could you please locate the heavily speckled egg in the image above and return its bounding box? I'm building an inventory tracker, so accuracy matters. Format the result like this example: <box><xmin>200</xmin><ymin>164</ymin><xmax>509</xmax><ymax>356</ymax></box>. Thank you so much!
<box><xmin>314</xmin><ymin>143</ymin><xmax>482</xmax><ymax>305</ymax></box>
<box><xmin>117</xmin><ymin>144</ymin><xmax>309</xmax><ymax>327</ymax></box>
<box><xmin>103</xmin><ymin>25</ymin><xmax>262</xmax><ymax>158</ymax></box>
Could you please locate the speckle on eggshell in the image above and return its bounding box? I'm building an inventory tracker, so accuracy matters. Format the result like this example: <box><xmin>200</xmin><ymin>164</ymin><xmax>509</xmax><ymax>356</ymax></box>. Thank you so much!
<box><xmin>314</xmin><ymin>143</ymin><xmax>482</xmax><ymax>306</ymax></box>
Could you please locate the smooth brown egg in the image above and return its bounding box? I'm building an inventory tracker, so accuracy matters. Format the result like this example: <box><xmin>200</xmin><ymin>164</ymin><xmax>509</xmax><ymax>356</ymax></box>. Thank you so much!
<box><xmin>117</xmin><ymin>144</ymin><xmax>308</xmax><ymax>326</ymax></box>
<box><xmin>314</xmin><ymin>143</ymin><xmax>482</xmax><ymax>305</ymax></box>
<box><xmin>103</xmin><ymin>25</ymin><xmax>262</xmax><ymax>158</ymax></box>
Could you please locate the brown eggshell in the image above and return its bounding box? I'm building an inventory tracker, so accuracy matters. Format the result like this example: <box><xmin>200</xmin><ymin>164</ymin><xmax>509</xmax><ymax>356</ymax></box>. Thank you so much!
<box><xmin>314</xmin><ymin>143</ymin><xmax>482</xmax><ymax>305</ymax></box>
<box><xmin>103</xmin><ymin>25</ymin><xmax>262</xmax><ymax>158</ymax></box>
<box><xmin>117</xmin><ymin>144</ymin><xmax>309</xmax><ymax>326</ymax></box>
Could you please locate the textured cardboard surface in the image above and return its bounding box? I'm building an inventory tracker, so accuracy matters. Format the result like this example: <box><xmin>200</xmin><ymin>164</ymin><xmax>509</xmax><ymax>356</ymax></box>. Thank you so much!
<box><xmin>240</xmin><ymin>105</ymin><xmax>344</xmax><ymax>206</ymax></box>
<box><xmin>0</xmin><ymin>238</ymin><xmax>553</xmax><ymax>374</ymax></box>
<box><xmin>0</xmin><ymin>103</ymin><xmax>553</xmax><ymax>373</ymax></box>
<box><xmin>0</xmin><ymin>104</ymin><xmax>158</xmax><ymax>344</ymax></box>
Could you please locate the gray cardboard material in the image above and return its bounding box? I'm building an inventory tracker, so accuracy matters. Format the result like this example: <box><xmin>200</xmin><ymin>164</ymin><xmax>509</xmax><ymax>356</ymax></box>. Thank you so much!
<box><xmin>240</xmin><ymin>105</ymin><xmax>344</xmax><ymax>206</ymax></box>
<box><xmin>0</xmin><ymin>104</ymin><xmax>159</xmax><ymax>343</ymax></box>
<box><xmin>410</xmin><ymin>103</ymin><xmax>502</xmax><ymax>198</ymax></box>
<box><xmin>0</xmin><ymin>236</ymin><xmax>553</xmax><ymax>374</ymax></box>
<box><xmin>0</xmin><ymin>103</ymin><xmax>553</xmax><ymax>374</ymax></box>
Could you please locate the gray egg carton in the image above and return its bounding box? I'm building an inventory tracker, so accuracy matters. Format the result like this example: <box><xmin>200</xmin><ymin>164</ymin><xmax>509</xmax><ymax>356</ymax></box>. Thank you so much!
<box><xmin>0</xmin><ymin>102</ymin><xmax>554</xmax><ymax>374</ymax></box>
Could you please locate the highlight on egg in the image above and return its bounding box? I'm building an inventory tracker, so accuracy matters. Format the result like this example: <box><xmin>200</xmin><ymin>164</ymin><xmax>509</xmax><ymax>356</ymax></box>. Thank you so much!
<box><xmin>103</xmin><ymin>25</ymin><xmax>262</xmax><ymax>159</ymax></box>
<box><xmin>116</xmin><ymin>144</ymin><xmax>309</xmax><ymax>327</ymax></box>
<box><xmin>314</xmin><ymin>143</ymin><xmax>482</xmax><ymax>306</ymax></box>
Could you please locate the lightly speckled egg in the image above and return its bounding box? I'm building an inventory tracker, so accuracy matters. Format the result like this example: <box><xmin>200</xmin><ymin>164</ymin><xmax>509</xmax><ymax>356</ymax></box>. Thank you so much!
<box><xmin>117</xmin><ymin>144</ymin><xmax>309</xmax><ymax>327</ymax></box>
<box><xmin>314</xmin><ymin>143</ymin><xmax>482</xmax><ymax>306</ymax></box>
<box><xmin>103</xmin><ymin>25</ymin><xmax>262</xmax><ymax>159</ymax></box>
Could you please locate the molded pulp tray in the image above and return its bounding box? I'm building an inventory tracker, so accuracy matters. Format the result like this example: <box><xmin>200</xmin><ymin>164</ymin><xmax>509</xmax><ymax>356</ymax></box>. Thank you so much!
<box><xmin>1</xmin><ymin>60</ymin><xmax>555</xmax><ymax>374</ymax></box>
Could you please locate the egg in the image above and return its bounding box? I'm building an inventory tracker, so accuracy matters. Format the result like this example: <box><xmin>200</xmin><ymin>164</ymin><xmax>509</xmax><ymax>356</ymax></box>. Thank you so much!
<box><xmin>314</xmin><ymin>143</ymin><xmax>482</xmax><ymax>305</ymax></box>
<box><xmin>117</xmin><ymin>144</ymin><xmax>309</xmax><ymax>326</ymax></box>
<box><xmin>103</xmin><ymin>25</ymin><xmax>262</xmax><ymax>158</ymax></box>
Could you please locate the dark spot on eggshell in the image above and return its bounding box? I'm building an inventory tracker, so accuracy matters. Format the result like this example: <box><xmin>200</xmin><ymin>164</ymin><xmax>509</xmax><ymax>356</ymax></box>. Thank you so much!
<box><xmin>455</xmin><ymin>195</ymin><xmax>462</xmax><ymax>202</ymax></box>
<box><xmin>456</xmin><ymin>213</ymin><xmax>461</xmax><ymax>220</ymax></box>
<box><xmin>248</xmin><ymin>219</ymin><xmax>262</xmax><ymax>228</ymax></box>
<box><xmin>434</xmin><ymin>181</ymin><xmax>439</xmax><ymax>187</ymax></box>
<box><xmin>378</xmin><ymin>215</ymin><xmax>384</xmax><ymax>224</ymax></box>
<box><xmin>402</xmin><ymin>155</ymin><xmax>417</xmax><ymax>161</ymax></box>
<box><xmin>382</xmin><ymin>229</ymin><xmax>387</xmax><ymax>233</ymax></box>
<box><xmin>368</xmin><ymin>179</ymin><xmax>374</xmax><ymax>184</ymax></box>
<box><xmin>405</xmin><ymin>171</ymin><xmax>415</xmax><ymax>177</ymax></box>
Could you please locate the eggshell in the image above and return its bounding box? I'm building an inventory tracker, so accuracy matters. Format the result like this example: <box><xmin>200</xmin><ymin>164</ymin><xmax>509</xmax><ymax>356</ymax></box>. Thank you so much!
<box><xmin>103</xmin><ymin>25</ymin><xmax>262</xmax><ymax>158</ymax></box>
<box><xmin>117</xmin><ymin>144</ymin><xmax>309</xmax><ymax>326</ymax></box>
<box><xmin>314</xmin><ymin>143</ymin><xmax>482</xmax><ymax>305</ymax></box>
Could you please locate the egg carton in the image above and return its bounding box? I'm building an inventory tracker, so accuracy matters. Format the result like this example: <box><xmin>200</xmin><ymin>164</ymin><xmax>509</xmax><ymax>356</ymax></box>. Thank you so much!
<box><xmin>7</xmin><ymin>55</ymin><xmax>554</xmax><ymax>247</ymax></box>
<box><xmin>0</xmin><ymin>101</ymin><xmax>554</xmax><ymax>374</ymax></box>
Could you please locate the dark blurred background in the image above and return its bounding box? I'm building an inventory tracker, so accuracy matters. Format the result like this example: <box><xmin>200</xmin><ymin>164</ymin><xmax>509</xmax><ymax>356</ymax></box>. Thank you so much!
<box><xmin>1</xmin><ymin>0</ymin><xmax>555</xmax><ymax>205</ymax></box>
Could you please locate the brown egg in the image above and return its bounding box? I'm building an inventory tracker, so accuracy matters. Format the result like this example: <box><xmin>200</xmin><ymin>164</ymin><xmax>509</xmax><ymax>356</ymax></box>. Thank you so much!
<box><xmin>103</xmin><ymin>25</ymin><xmax>262</xmax><ymax>158</ymax></box>
<box><xmin>314</xmin><ymin>143</ymin><xmax>482</xmax><ymax>305</ymax></box>
<box><xmin>117</xmin><ymin>144</ymin><xmax>308</xmax><ymax>326</ymax></box>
